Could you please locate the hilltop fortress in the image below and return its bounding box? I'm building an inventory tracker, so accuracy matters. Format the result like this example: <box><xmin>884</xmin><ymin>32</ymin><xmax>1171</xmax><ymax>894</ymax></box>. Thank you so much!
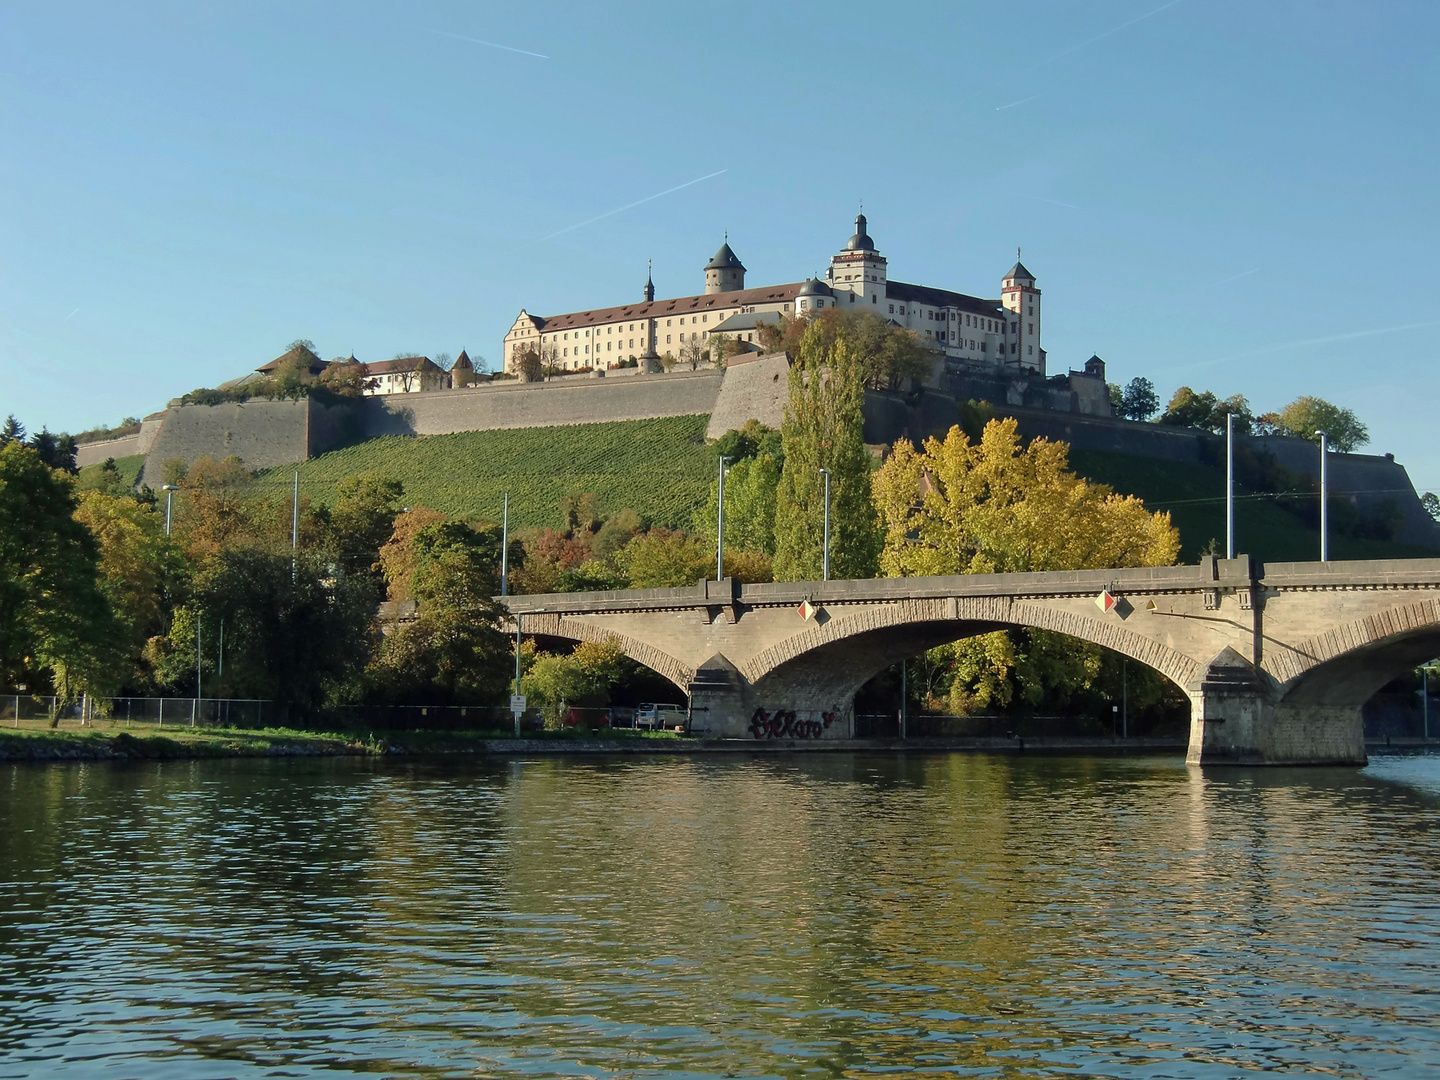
<box><xmin>506</xmin><ymin>214</ymin><xmax>1050</xmax><ymax>382</ymax></box>
<box><xmin>71</xmin><ymin>213</ymin><xmax>1440</xmax><ymax>549</ymax></box>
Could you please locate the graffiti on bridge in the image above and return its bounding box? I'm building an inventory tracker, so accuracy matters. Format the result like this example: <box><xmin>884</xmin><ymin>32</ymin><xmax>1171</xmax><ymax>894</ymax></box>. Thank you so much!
<box><xmin>748</xmin><ymin>708</ymin><xmax>837</xmax><ymax>740</ymax></box>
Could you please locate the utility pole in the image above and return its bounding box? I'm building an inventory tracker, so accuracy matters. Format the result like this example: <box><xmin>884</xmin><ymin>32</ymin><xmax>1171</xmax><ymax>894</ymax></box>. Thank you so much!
<box><xmin>818</xmin><ymin>467</ymin><xmax>831</xmax><ymax>581</ymax></box>
<box><xmin>501</xmin><ymin>493</ymin><xmax>510</xmax><ymax>597</ymax></box>
<box><xmin>716</xmin><ymin>456</ymin><xmax>729</xmax><ymax>581</ymax></box>
<box><xmin>195</xmin><ymin>614</ymin><xmax>202</xmax><ymax>728</ymax></box>
<box><xmin>1318</xmin><ymin>431</ymin><xmax>1329</xmax><ymax>562</ymax></box>
<box><xmin>1226</xmin><ymin>412</ymin><xmax>1235</xmax><ymax>559</ymax></box>
<box><xmin>162</xmin><ymin>484</ymin><xmax>176</xmax><ymax>536</ymax></box>
<box><xmin>291</xmin><ymin>471</ymin><xmax>300</xmax><ymax>580</ymax></box>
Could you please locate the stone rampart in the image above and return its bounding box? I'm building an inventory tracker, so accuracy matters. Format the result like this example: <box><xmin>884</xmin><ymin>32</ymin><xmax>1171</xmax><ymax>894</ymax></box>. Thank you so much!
<box><xmin>138</xmin><ymin>400</ymin><xmax>314</xmax><ymax>485</ymax></box>
<box><xmin>76</xmin><ymin>435</ymin><xmax>142</xmax><ymax>467</ymax></box>
<box><xmin>705</xmin><ymin>352</ymin><xmax>789</xmax><ymax>439</ymax></box>
<box><xmin>357</xmin><ymin>369</ymin><xmax>724</xmax><ymax>438</ymax></box>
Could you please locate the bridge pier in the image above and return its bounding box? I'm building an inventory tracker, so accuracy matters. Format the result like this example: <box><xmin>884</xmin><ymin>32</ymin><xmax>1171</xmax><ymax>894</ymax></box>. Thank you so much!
<box><xmin>1185</xmin><ymin>648</ymin><xmax>1366</xmax><ymax>766</ymax></box>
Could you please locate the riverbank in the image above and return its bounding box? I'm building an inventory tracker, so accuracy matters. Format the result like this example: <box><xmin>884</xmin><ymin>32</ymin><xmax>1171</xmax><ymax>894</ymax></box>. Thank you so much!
<box><xmin>5</xmin><ymin>724</ymin><xmax>1431</xmax><ymax>764</ymax></box>
<box><xmin>0</xmin><ymin>724</ymin><xmax>1195</xmax><ymax>762</ymax></box>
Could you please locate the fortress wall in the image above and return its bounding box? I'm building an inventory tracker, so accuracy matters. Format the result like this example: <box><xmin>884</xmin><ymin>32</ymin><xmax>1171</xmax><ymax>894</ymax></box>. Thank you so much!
<box><xmin>705</xmin><ymin>352</ymin><xmax>790</xmax><ymax>439</ymax></box>
<box><xmin>138</xmin><ymin>399</ymin><xmax>312</xmax><ymax>486</ymax></box>
<box><xmin>76</xmin><ymin>435</ymin><xmax>142</xmax><ymax>467</ymax></box>
<box><xmin>357</xmin><ymin>368</ymin><xmax>725</xmax><ymax>437</ymax></box>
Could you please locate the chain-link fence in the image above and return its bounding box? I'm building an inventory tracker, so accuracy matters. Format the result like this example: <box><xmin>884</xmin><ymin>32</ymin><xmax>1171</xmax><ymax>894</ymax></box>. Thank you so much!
<box><xmin>0</xmin><ymin>695</ymin><xmax>274</xmax><ymax>732</ymax></box>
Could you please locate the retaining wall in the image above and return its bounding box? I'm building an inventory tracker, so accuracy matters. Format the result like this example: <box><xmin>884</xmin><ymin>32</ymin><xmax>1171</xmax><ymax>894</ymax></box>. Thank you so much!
<box><xmin>357</xmin><ymin>368</ymin><xmax>725</xmax><ymax>438</ymax></box>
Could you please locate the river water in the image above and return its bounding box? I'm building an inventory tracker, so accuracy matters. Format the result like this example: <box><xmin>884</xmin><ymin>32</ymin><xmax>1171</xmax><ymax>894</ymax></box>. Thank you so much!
<box><xmin>1</xmin><ymin>751</ymin><xmax>1438</xmax><ymax>1079</ymax></box>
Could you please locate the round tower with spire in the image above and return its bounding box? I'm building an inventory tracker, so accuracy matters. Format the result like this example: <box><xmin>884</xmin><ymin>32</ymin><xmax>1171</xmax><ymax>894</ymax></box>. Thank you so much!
<box><xmin>1001</xmin><ymin>250</ymin><xmax>1042</xmax><ymax>373</ymax></box>
<box><xmin>827</xmin><ymin>213</ymin><xmax>887</xmax><ymax>307</ymax></box>
<box><xmin>704</xmin><ymin>236</ymin><xmax>745</xmax><ymax>294</ymax></box>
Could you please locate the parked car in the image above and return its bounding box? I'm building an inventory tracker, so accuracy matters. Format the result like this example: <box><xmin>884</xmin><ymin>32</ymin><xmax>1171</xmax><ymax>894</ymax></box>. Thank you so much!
<box><xmin>634</xmin><ymin>703</ymin><xmax>687</xmax><ymax>731</ymax></box>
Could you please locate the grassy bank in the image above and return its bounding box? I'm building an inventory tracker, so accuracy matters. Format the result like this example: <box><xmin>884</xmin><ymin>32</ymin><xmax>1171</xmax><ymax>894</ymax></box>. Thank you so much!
<box><xmin>77</xmin><ymin>453</ymin><xmax>146</xmax><ymax>489</ymax></box>
<box><xmin>0</xmin><ymin>722</ymin><xmax>690</xmax><ymax>762</ymax></box>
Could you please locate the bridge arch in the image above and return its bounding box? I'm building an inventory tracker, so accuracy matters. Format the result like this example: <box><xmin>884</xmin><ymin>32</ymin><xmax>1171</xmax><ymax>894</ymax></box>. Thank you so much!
<box><xmin>741</xmin><ymin>596</ymin><xmax>1202</xmax><ymax>694</ymax></box>
<box><xmin>1269</xmin><ymin>596</ymin><xmax>1440</xmax><ymax>711</ymax></box>
<box><xmin>516</xmin><ymin>612</ymin><xmax>694</xmax><ymax>692</ymax></box>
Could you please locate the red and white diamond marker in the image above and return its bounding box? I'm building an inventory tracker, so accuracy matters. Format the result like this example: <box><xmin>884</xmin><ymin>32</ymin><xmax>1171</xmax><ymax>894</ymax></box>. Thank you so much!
<box><xmin>1094</xmin><ymin>589</ymin><xmax>1117</xmax><ymax>614</ymax></box>
<box><xmin>799</xmin><ymin>600</ymin><xmax>818</xmax><ymax>621</ymax></box>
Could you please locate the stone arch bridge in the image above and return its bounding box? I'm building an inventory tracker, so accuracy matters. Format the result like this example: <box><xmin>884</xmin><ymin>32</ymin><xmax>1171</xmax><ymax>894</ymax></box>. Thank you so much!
<box><xmin>500</xmin><ymin>557</ymin><xmax>1440</xmax><ymax>765</ymax></box>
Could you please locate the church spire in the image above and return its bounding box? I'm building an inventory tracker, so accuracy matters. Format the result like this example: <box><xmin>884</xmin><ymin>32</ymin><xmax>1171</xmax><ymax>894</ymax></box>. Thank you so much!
<box><xmin>643</xmin><ymin>259</ymin><xmax>654</xmax><ymax>302</ymax></box>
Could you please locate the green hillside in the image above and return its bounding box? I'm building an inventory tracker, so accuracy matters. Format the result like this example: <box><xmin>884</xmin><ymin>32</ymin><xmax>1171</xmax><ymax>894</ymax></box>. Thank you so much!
<box><xmin>1068</xmin><ymin>448</ymin><xmax>1435</xmax><ymax>563</ymax></box>
<box><xmin>101</xmin><ymin>416</ymin><xmax>1429</xmax><ymax>562</ymax></box>
<box><xmin>76</xmin><ymin>453</ymin><xmax>145</xmax><ymax>490</ymax></box>
<box><xmin>265</xmin><ymin>415</ymin><xmax>715</xmax><ymax>531</ymax></box>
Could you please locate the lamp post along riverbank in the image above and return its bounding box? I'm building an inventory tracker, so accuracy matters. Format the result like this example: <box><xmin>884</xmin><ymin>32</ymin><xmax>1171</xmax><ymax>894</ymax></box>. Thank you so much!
<box><xmin>819</xmin><ymin>467</ymin><xmax>831</xmax><ymax>581</ymax></box>
<box><xmin>716</xmin><ymin>456</ymin><xmax>729</xmax><ymax>581</ymax></box>
<box><xmin>1318</xmin><ymin>431</ymin><xmax>1329</xmax><ymax>562</ymax></box>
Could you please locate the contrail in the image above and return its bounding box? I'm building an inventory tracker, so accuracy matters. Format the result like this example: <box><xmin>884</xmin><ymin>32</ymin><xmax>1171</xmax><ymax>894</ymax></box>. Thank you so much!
<box><xmin>996</xmin><ymin>94</ymin><xmax>1041</xmax><ymax>111</ymax></box>
<box><xmin>417</xmin><ymin>26</ymin><xmax>548</xmax><ymax>59</ymax></box>
<box><xmin>1205</xmin><ymin>267</ymin><xmax>1259</xmax><ymax>288</ymax></box>
<box><xmin>64</xmin><ymin>307</ymin><xmax>79</xmax><ymax>321</ymax></box>
<box><xmin>537</xmin><ymin>169</ymin><xmax>729</xmax><ymax>242</ymax></box>
<box><xmin>1151</xmin><ymin>319</ymin><xmax>1440</xmax><ymax>376</ymax></box>
<box><xmin>1038</xmin><ymin>197</ymin><xmax>1082</xmax><ymax>210</ymax></box>
<box><xmin>1021</xmin><ymin>0</ymin><xmax>1184</xmax><ymax>74</ymax></box>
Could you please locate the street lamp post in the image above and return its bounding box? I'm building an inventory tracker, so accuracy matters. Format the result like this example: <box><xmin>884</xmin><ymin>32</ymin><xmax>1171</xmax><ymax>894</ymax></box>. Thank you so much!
<box><xmin>1317</xmin><ymin>430</ymin><xmax>1330</xmax><ymax>562</ymax></box>
<box><xmin>501</xmin><ymin>492</ymin><xmax>509</xmax><ymax>597</ymax></box>
<box><xmin>161</xmin><ymin>484</ymin><xmax>177</xmax><ymax>536</ymax></box>
<box><xmin>1226</xmin><ymin>412</ymin><xmax>1235</xmax><ymax>559</ymax></box>
<box><xmin>818</xmin><ymin>467</ymin><xmax>831</xmax><ymax>581</ymax></box>
<box><xmin>716</xmin><ymin>456</ymin><xmax>729</xmax><ymax>581</ymax></box>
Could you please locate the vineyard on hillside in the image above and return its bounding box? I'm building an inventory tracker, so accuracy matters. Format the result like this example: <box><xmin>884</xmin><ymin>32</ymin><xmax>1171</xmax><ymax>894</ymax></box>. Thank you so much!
<box><xmin>263</xmin><ymin>415</ymin><xmax>716</xmax><ymax>530</ymax></box>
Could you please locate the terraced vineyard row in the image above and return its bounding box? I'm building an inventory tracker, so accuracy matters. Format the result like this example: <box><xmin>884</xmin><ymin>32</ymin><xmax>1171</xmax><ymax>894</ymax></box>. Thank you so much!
<box><xmin>262</xmin><ymin>415</ymin><xmax>716</xmax><ymax>530</ymax></box>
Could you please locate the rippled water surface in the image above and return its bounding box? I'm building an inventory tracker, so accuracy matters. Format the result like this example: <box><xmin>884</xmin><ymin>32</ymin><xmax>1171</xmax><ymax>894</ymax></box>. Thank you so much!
<box><xmin>2</xmin><ymin>751</ymin><xmax>1439</xmax><ymax>1078</ymax></box>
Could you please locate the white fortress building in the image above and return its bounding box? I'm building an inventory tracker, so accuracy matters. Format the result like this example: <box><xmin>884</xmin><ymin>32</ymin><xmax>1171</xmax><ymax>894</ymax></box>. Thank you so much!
<box><xmin>503</xmin><ymin>215</ymin><xmax>1045</xmax><ymax>384</ymax></box>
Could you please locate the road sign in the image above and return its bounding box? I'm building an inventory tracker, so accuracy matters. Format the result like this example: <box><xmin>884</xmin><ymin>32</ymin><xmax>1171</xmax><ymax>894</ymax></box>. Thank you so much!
<box><xmin>510</xmin><ymin>694</ymin><xmax>526</xmax><ymax>713</ymax></box>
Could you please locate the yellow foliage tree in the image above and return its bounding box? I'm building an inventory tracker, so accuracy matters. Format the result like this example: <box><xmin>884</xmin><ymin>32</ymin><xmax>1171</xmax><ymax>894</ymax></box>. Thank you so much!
<box><xmin>872</xmin><ymin>418</ymin><xmax>1180</xmax><ymax>714</ymax></box>
<box><xmin>872</xmin><ymin>418</ymin><xmax>1179</xmax><ymax>576</ymax></box>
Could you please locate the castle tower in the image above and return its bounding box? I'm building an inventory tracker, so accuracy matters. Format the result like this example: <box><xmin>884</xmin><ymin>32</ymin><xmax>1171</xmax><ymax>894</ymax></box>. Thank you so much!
<box><xmin>643</xmin><ymin>260</ymin><xmax>655</xmax><ymax>303</ymax></box>
<box><xmin>795</xmin><ymin>278</ymin><xmax>835</xmax><ymax>316</ymax></box>
<box><xmin>827</xmin><ymin>214</ymin><xmax>887</xmax><ymax>308</ymax></box>
<box><xmin>704</xmin><ymin>238</ymin><xmax>745</xmax><ymax>294</ymax></box>
<box><xmin>1001</xmin><ymin>254</ymin><xmax>1042</xmax><ymax>373</ymax></box>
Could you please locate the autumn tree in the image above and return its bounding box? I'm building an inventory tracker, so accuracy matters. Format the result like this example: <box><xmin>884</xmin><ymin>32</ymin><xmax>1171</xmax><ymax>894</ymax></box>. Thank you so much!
<box><xmin>524</xmin><ymin>638</ymin><xmax>626</xmax><ymax>727</ymax></box>
<box><xmin>1276</xmin><ymin>396</ymin><xmax>1369</xmax><ymax>452</ymax></box>
<box><xmin>772</xmin><ymin>320</ymin><xmax>881</xmax><ymax>581</ymax></box>
<box><xmin>0</xmin><ymin>443</ymin><xmax>123</xmax><ymax>698</ymax></box>
<box><xmin>369</xmin><ymin>520</ymin><xmax>511</xmax><ymax>705</ymax></box>
<box><xmin>872</xmin><ymin>418</ymin><xmax>1180</xmax><ymax>714</ymax></box>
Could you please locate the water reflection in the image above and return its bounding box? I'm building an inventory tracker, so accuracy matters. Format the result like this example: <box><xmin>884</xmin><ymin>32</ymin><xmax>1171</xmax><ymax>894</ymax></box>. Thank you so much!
<box><xmin>1</xmin><ymin>752</ymin><xmax>1438</xmax><ymax>1077</ymax></box>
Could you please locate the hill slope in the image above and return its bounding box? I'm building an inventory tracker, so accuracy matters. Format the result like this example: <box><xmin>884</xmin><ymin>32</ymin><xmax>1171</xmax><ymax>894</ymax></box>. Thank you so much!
<box><xmin>118</xmin><ymin>415</ymin><xmax>1428</xmax><ymax>562</ymax></box>
<box><xmin>266</xmin><ymin>415</ymin><xmax>715</xmax><ymax>531</ymax></box>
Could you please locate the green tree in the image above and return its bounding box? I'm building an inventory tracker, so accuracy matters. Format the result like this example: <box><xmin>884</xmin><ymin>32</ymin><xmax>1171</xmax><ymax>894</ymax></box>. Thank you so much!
<box><xmin>369</xmin><ymin>520</ymin><xmax>512</xmax><ymax>705</ymax></box>
<box><xmin>772</xmin><ymin>321</ymin><xmax>881</xmax><ymax>581</ymax></box>
<box><xmin>1277</xmin><ymin>396</ymin><xmax>1369</xmax><ymax>452</ymax></box>
<box><xmin>0</xmin><ymin>443</ymin><xmax>122</xmax><ymax>697</ymax></box>
<box><xmin>154</xmin><ymin>548</ymin><xmax>378</xmax><ymax>710</ymax></box>
<box><xmin>1159</xmin><ymin>386</ymin><xmax>1218</xmax><ymax>430</ymax></box>
<box><xmin>613</xmin><ymin>528</ymin><xmax>710</xmax><ymax>588</ymax></box>
<box><xmin>524</xmin><ymin>639</ymin><xmax>625</xmax><ymax>727</ymax></box>
<box><xmin>1120</xmin><ymin>377</ymin><xmax>1159</xmax><ymax>421</ymax></box>
<box><xmin>327</xmin><ymin>472</ymin><xmax>404</xmax><ymax>576</ymax></box>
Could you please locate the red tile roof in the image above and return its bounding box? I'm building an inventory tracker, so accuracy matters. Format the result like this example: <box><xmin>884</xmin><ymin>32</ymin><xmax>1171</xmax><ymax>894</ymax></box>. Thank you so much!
<box><xmin>528</xmin><ymin>283</ymin><xmax>805</xmax><ymax>333</ymax></box>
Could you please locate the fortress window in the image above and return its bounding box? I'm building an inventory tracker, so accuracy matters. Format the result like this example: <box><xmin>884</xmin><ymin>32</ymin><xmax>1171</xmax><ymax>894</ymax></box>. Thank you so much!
<box><xmin>666</xmin><ymin>319</ymin><xmax>672</xmax><ymax>326</ymax></box>
<box><xmin>889</xmin><ymin>304</ymin><xmax>894</xmax><ymax>313</ymax></box>
<box><xmin>872</xmin><ymin>295</ymin><xmax>876</xmax><ymax>303</ymax></box>
<box><xmin>666</xmin><ymin>335</ymin><xmax>672</xmax><ymax>344</ymax></box>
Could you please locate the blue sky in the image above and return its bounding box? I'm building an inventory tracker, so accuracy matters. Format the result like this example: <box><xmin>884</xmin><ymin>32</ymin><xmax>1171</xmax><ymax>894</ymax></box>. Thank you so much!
<box><xmin>2</xmin><ymin>1</ymin><xmax>1437</xmax><ymax>488</ymax></box>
